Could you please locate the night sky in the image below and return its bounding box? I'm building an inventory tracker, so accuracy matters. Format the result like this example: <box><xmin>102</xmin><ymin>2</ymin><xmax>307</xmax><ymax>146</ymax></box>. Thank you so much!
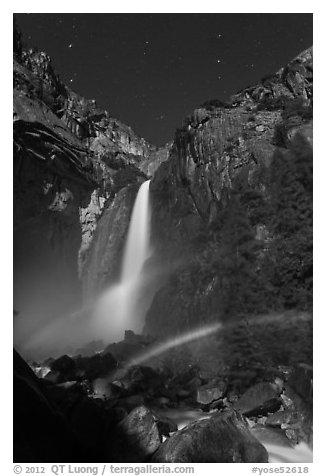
<box><xmin>15</xmin><ymin>13</ymin><xmax>312</xmax><ymax>146</ymax></box>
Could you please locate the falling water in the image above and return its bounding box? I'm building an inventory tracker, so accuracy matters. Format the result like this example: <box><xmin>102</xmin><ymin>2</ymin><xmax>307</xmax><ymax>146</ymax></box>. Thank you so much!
<box><xmin>93</xmin><ymin>180</ymin><xmax>152</xmax><ymax>341</ymax></box>
<box><xmin>121</xmin><ymin>180</ymin><xmax>151</xmax><ymax>282</ymax></box>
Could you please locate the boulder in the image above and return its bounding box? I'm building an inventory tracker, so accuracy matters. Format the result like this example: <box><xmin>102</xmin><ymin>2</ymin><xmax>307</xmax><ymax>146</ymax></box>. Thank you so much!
<box><xmin>51</xmin><ymin>354</ymin><xmax>76</xmax><ymax>373</ymax></box>
<box><xmin>47</xmin><ymin>354</ymin><xmax>76</xmax><ymax>382</ymax></box>
<box><xmin>281</xmin><ymin>384</ymin><xmax>313</xmax><ymax>445</ymax></box>
<box><xmin>234</xmin><ymin>382</ymin><xmax>282</xmax><ymax>417</ymax></box>
<box><xmin>109</xmin><ymin>406</ymin><xmax>162</xmax><ymax>462</ymax></box>
<box><xmin>114</xmin><ymin>365</ymin><xmax>163</xmax><ymax>394</ymax></box>
<box><xmin>265</xmin><ymin>410</ymin><xmax>303</xmax><ymax>428</ymax></box>
<box><xmin>92</xmin><ymin>377</ymin><xmax>123</xmax><ymax>400</ymax></box>
<box><xmin>43</xmin><ymin>370</ymin><xmax>61</xmax><ymax>384</ymax></box>
<box><xmin>196</xmin><ymin>381</ymin><xmax>227</xmax><ymax>405</ymax></box>
<box><xmin>45</xmin><ymin>380</ymin><xmax>88</xmax><ymax>415</ymax></box>
<box><xmin>104</xmin><ymin>341</ymin><xmax>146</xmax><ymax>362</ymax></box>
<box><xmin>74</xmin><ymin>352</ymin><xmax>116</xmax><ymax>380</ymax></box>
<box><xmin>152</xmin><ymin>409</ymin><xmax>268</xmax><ymax>463</ymax></box>
<box><xmin>287</xmin><ymin>364</ymin><xmax>313</xmax><ymax>405</ymax></box>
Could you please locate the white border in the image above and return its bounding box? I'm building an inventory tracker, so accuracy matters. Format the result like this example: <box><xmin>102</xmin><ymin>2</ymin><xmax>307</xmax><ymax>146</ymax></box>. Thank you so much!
<box><xmin>2</xmin><ymin>3</ymin><xmax>321</xmax><ymax>475</ymax></box>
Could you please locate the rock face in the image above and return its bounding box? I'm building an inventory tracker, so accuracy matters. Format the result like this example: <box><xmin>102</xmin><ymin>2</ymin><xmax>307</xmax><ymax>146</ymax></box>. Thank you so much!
<box><xmin>144</xmin><ymin>47</ymin><xmax>313</xmax><ymax>338</ymax></box>
<box><xmin>13</xmin><ymin>44</ymin><xmax>169</xmax><ymax>355</ymax></box>
<box><xmin>81</xmin><ymin>185</ymin><xmax>139</xmax><ymax>299</ymax></box>
<box><xmin>13</xmin><ymin>349</ymin><xmax>86</xmax><ymax>462</ymax></box>
<box><xmin>152</xmin><ymin>409</ymin><xmax>268</xmax><ymax>463</ymax></box>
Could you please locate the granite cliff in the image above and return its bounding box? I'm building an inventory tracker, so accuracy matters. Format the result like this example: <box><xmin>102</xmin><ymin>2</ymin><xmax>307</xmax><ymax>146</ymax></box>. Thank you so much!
<box><xmin>144</xmin><ymin>47</ymin><xmax>312</xmax><ymax>337</ymax></box>
<box><xmin>13</xmin><ymin>38</ymin><xmax>169</xmax><ymax>351</ymax></box>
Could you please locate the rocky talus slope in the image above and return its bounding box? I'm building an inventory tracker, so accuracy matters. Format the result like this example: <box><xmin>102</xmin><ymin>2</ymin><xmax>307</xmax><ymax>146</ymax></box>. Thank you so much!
<box><xmin>144</xmin><ymin>47</ymin><xmax>313</xmax><ymax>337</ymax></box>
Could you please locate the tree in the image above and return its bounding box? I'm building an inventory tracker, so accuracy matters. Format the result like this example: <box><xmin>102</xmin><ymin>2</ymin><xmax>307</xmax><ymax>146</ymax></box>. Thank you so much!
<box><xmin>217</xmin><ymin>190</ymin><xmax>262</xmax><ymax>319</ymax></box>
<box><xmin>267</xmin><ymin>131</ymin><xmax>313</xmax><ymax>309</ymax></box>
<box><xmin>13</xmin><ymin>15</ymin><xmax>23</xmax><ymax>58</ymax></box>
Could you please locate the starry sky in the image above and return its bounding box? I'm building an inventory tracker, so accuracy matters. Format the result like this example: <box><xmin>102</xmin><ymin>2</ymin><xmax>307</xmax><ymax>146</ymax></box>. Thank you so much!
<box><xmin>15</xmin><ymin>13</ymin><xmax>312</xmax><ymax>146</ymax></box>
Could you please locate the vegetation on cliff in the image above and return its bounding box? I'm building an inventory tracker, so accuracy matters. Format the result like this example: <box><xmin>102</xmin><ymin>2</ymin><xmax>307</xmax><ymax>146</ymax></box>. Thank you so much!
<box><xmin>145</xmin><ymin>47</ymin><xmax>313</xmax><ymax>337</ymax></box>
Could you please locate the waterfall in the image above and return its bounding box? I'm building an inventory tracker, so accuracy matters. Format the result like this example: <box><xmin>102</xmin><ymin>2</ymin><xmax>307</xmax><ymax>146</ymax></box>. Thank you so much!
<box><xmin>93</xmin><ymin>180</ymin><xmax>152</xmax><ymax>342</ymax></box>
<box><xmin>121</xmin><ymin>180</ymin><xmax>151</xmax><ymax>282</ymax></box>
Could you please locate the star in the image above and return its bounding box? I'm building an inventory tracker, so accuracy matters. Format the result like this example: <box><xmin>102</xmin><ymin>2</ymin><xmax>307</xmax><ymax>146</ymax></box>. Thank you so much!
<box><xmin>217</xmin><ymin>59</ymin><xmax>221</xmax><ymax>63</ymax></box>
<box><xmin>68</xmin><ymin>43</ymin><xmax>73</xmax><ymax>48</ymax></box>
<box><xmin>217</xmin><ymin>34</ymin><xmax>222</xmax><ymax>38</ymax></box>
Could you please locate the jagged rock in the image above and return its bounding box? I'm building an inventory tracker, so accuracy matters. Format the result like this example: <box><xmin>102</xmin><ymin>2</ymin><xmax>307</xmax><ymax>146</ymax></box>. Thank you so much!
<box><xmin>287</xmin><ymin>364</ymin><xmax>313</xmax><ymax>405</ymax></box>
<box><xmin>265</xmin><ymin>410</ymin><xmax>302</xmax><ymax>428</ymax></box>
<box><xmin>74</xmin><ymin>352</ymin><xmax>116</xmax><ymax>381</ymax></box>
<box><xmin>280</xmin><ymin>378</ymin><xmax>313</xmax><ymax>445</ymax></box>
<box><xmin>50</xmin><ymin>355</ymin><xmax>76</xmax><ymax>379</ymax></box>
<box><xmin>196</xmin><ymin>381</ymin><xmax>227</xmax><ymax>405</ymax></box>
<box><xmin>111</xmin><ymin>365</ymin><xmax>163</xmax><ymax>395</ymax></box>
<box><xmin>123</xmin><ymin>330</ymin><xmax>154</xmax><ymax>345</ymax></box>
<box><xmin>109</xmin><ymin>406</ymin><xmax>162</xmax><ymax>462</ymax></box>
<box><xmin>43</xmin><ymin>370</ymin><xmax>61</xmax><ymax>384</ymax></box>
<box><xmin>234</xmin><ymin>382</ymin><xmax>282</xmax><ymax>417</ymax></box>
<box><xmin>92</xmin><ymin>377</ymin><xmax>123</xmax><ymax>399</ymax></box>
<box><xmin>13</xmin><ymin>349</ymin><xmax>87</xmax><ymax>462</ymax></box>
<box><xmin>152</xmin><ymin>409</ymin><xmax>268</xmax><ymax>463</ymax></box>
<box><xmin>102</xmin><ymin>330</ymin><xmax>154</xmax><ymax>362</ymax></box>
<box><xmin>44</xmin><ymin>380</ymin><xmax>88</xmax><ymax>415</ymax></box>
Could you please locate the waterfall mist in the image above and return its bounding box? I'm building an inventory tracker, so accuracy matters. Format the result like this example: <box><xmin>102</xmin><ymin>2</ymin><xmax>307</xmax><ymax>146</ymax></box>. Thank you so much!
<box><xmin>18</xmin><ymin>180</ymin><xmax>156</xmax><ymax>358</ymax></box>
